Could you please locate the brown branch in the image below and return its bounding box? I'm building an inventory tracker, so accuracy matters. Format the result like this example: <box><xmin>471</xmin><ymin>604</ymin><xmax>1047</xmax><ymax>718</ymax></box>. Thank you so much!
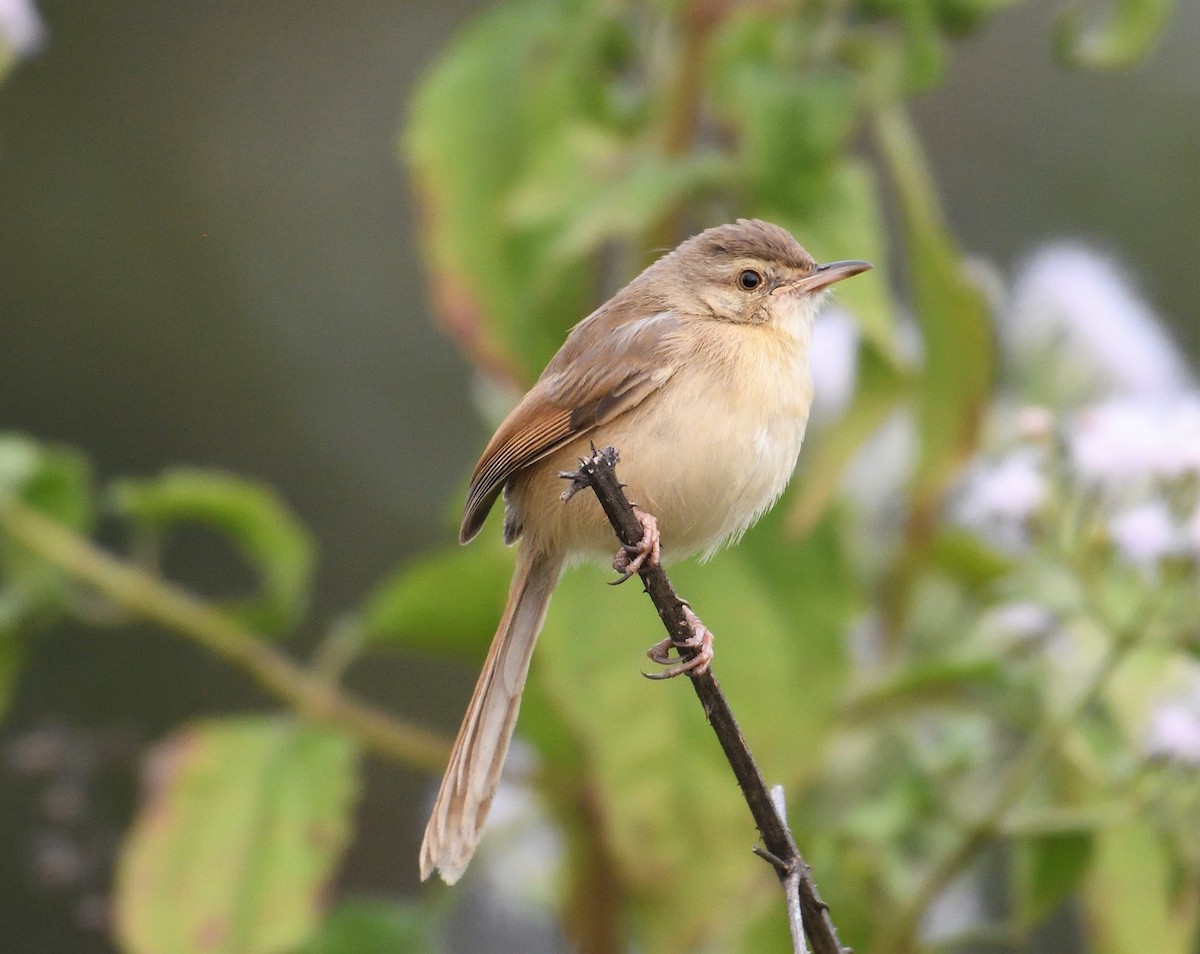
<box><xmin>561</xmin><ymin>446</ymin><xmax>846</xmax><ymax>954</ymax></box>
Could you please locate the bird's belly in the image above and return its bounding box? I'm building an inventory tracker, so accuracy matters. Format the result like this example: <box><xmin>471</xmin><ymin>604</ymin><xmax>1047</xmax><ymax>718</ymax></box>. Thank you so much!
<box><xmin>513</xmin><ymin>354</ymin><xmax>811</xmax><ymax>562</ymax></box>
<box><xmin>615</xmin><ymin>385</ymin><xmax>808</xmax><ymax>558</ymax></box>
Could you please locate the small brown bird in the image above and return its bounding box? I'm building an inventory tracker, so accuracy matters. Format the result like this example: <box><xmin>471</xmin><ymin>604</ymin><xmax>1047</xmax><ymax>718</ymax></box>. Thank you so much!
<box><xmin>420</xmin><ymin>219</ymin><xmax>870</xmax><ymax>884</ymax></box>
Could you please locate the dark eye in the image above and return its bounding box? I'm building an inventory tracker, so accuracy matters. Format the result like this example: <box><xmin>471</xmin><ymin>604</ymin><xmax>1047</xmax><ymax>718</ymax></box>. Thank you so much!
<box><xmin>738</xmin><ymin>269</ymin><xmax>762</xmax><ymax>290</ymax></box>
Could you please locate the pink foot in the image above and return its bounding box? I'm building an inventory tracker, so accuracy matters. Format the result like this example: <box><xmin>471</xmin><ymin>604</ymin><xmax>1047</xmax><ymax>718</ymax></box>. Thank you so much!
<box><xmin>612</xmin><ymin>507</ymin><xmax>661</xmax><ymax>583</ymax></box>
<box><xmin>644</xmin><ymin>606</ymin><xmax>714</xmax><ymax>680</ymax></box>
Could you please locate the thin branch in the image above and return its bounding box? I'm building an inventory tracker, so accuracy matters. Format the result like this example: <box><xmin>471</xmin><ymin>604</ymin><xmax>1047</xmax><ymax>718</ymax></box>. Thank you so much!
<box><xmin>561</xmin><ymin>446</ymin><xmax>846</xmax><ymax>954</ymax></box>
<box><xmin>0</xmin><ymin>496</ymin><xmax>451</xmax><ymax>772</ymax></box>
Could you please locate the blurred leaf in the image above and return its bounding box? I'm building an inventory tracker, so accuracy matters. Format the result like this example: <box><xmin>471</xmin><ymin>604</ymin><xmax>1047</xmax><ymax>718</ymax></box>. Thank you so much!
<box><xmin>527</xmin><ymin>531</ymin><xmax>855</xmax><ymax>949</ymax></box>
<box><xmin>933</xmin><ymin>0</ymin><xmax>1022</xmax><ymax>34</ymax></box>
<box><xmin>774</xmin><ymin>161</ymin><xmax>900</xmax><ymax>363</ymax></box>
<box><xmin>1056</xmin><ymin>0</ymin><xmax>1175</xmax><ymax>68</ymax></box>
<box><xmin>844</xmin><ymin>656</ymin><xmax>1013</xmax><ymax>721</ymax></box>
<box><xmin>360</xmin><ymin>533</ymin><xmax>513</xmax><ymax>657</ymax></box>
<box><xmin>116</xmin><ymin>717</ymin><xmax>359</xmax><ymax>954</ymax></box>
<box><xmin>297</xmin><ymin>899</ymin><xmax>437</xmax><ymax>954</ymax></box>
<box><xmin>0</xmin><ymin>433</ymin><xmax>92</xmax><ymax>626</ymax></box>
<box><xmin>722</xmin><ymin>70</ymin><xmax>860</xmax><ymax>212</ymax></box>
<box><xmin>928</xmin><ymin>528</ymin><xmax>1015</xmax><ymax>590</ymax></box>
<box><xmin>874</xmin><ymin>108</ymin><xmax>994</xmax><ymax>511</ymax></box>
<box><xmin>0</xmin><ymin>433</ymin><xmax>93</xmax><ymax>532</ymax></box>
<box><xmin>1005</xmin><ymin>803</ymin><xmax>1127</xmax><ymax>836</ymax></box>
<box><xmin>787</xmin><ymin>344</ymin><xmax>909</xmax><ymax>535</ymax></box>
<box><xmin>1082</xmin><ymin>820</ymin><xmax>1200</xmax><ymax>954</ymax></box>
<box><xmin>404</xmin><ymin>0</ymin><xmax>604</xmax><ymax>380</ymax></box>
<box><xmin>511</xmin><ymin>138</ymin><xmax>729</xmax><ymax>265</ymax></box>
<box><xmin>111</xmin><ymin>469</ymin><xmax>314</xmax><ymax>635</ymax></box>
<box><xmin>705</xmin><ymin>4</ymin><xmax>782</xmax><ymax>82</ymax></box>
<box><xmin>899</xmin><ymin>0</ymin><xmax>946</xmax><ymax>89</ymax></box>
<box><xmin>1015</xmin><ymin>830</ymin><xmax>1095</xmax><ymax>925</ymax></box>
<box><xmin>0</xmin><ymin>435</ymin><xmax>93</xmax><ymax>718</ymax></box>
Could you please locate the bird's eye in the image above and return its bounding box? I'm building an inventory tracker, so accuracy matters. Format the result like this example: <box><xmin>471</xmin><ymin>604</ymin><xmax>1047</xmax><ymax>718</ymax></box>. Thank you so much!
<box><xmin>738</xmin><ymin>269</ymin><xmax>762</xmax><ymax>290</ymax></box>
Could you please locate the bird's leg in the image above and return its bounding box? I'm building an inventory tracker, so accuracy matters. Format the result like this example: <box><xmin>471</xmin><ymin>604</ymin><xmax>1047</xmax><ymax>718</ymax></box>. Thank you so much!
<box><xmin>611</xmin><ymin>507</ymin><xmax>661</xmax><ymax>583</ymax></box>
<box><xmin>644</xmin><ymin>606</ymin><xmax>714</xmax><ymax>680</ymax></box>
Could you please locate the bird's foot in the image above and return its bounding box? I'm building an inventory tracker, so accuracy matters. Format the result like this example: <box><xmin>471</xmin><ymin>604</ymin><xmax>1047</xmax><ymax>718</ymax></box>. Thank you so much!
<box><xmin>644</xmin><ymin>606</ymin><xmax>714</xmax><ymax>680</ymax></box>
<box><xmin>611</xmin><ymin>507</ymin><xmax>661</xmax><ymax>584</ymax></box>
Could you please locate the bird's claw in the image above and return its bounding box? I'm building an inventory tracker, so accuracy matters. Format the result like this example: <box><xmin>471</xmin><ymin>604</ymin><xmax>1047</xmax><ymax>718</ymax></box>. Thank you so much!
<box><xmin>644</xmin><ymin>606</ymin><xmax>714</xmax><ymax>679</ymax></box>
<box><xmin>611</xmin><ymin>508</ymin><xmax>661</xmax><ymax>584</ymax></box>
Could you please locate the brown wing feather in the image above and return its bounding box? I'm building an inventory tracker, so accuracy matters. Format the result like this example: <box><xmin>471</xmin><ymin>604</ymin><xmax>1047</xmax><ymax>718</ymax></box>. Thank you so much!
<box><xmin>459</xmin><ymin>305</ymin><xmax>680</xmax><ymax>544</ymax></box>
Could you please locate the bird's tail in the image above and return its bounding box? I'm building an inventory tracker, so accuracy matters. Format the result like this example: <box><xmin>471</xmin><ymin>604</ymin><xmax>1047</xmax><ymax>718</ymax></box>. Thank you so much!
<box><xmin>418</xmin><ymin>548</ymin><xmax>562</xmax><ymax>884</ymax></box>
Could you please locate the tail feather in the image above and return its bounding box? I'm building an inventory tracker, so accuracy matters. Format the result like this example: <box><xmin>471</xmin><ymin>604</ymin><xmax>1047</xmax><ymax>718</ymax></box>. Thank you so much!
<box><xmin>419</xmin><ymin>549</ymin><xmax>561</xmax><ymax>884</ymax></box>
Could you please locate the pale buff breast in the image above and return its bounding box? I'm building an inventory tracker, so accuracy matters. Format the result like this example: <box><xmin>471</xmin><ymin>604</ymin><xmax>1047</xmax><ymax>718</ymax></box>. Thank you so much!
<box><xmin>509</xmin><ymin>316</ymin><xmax>814</xmax><ymax>562</ymax></box>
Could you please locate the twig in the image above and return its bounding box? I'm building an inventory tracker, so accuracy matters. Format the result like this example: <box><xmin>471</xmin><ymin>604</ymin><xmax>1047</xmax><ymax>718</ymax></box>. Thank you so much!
<box><xmin>561</xmin><ymin>446</ymin><xmax>846</xmax><ymax>954</ymax></box>
<box><xmin>0</xmin><ymin>495</ymin><xmax>451</xmax><ymax>772</ymax></box>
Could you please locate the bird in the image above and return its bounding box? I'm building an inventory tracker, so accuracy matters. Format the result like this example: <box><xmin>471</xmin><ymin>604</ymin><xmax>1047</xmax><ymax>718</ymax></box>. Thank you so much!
<box><xmin>419</xmin><ymin>218</ymin><xmax>871</xmax><ymax>884</ymax></box>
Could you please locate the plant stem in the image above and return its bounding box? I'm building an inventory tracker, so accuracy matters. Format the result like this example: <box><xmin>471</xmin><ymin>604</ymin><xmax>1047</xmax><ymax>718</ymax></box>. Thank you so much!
<box><xmin>0</xmin><ymin>496</ymin><xmax>450</xmax><ymax>771</ymax></box>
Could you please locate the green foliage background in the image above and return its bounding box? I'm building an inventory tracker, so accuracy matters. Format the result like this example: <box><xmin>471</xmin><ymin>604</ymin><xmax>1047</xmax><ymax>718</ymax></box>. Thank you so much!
<box><xmin>1</xmin><ymin>0</ymin><xmax>1196</xmax><ymax>953</ymax></box>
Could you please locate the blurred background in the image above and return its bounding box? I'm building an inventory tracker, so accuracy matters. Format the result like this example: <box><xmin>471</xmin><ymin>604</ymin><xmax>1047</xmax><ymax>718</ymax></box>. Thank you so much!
<box><xmin>0</xmin><ymin>0</ymin><xmax>1197</xmax><ymax>952</ymax></box>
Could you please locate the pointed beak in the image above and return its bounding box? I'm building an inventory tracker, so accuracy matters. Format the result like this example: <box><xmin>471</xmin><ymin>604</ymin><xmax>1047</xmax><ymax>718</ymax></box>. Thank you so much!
<box><xmin>791</xmin><ymin>259</ymin><xmax>873</xmax><ymax>294</ymax></box>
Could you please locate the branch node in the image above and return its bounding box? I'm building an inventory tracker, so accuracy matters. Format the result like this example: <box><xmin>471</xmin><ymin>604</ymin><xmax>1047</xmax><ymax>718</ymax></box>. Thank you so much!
<box><xmin>753</xmin><ymin>845</ymin><xmax>792</xmax><ymax>875</ymax></box>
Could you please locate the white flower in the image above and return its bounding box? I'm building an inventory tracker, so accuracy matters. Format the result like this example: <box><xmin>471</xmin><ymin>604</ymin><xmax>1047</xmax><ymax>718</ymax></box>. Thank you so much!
<box><xmin>956</xmin><ymin>449</ymin><xmax>1046</xmax><ymax>525</ymax></box>
<box><xmin>1068</xmin><ymin>396</ymin><xmax>1200</xmax><ymax>485</ymax></box>
<box><xmin>0</xmin><ymin>0</ymin><xmax>44</xmax><ymax>57</ymax></box>
<box><xmin>809</xmin><ymin>306</ymin><xmax>859</xmax><ymax>425</ymax></box>
<box><xmin>1007</xmin><ymin>244</ymin><xmax>1192</xmax><ymax>401</ymax></box>
<box><xmin>1145</xmin><ymin>695</ymin><xmax>1200</xmax><ymax>766</ymax></box>
<box><xmin>986</xmin><ymin>602</ymin><xmax>1057</xmax><ymax>639</ymax></box>
<box><xmin>1107</xmin><ymin>501</ymin><xmax>1182</xmax><ymax>568</ymax></box>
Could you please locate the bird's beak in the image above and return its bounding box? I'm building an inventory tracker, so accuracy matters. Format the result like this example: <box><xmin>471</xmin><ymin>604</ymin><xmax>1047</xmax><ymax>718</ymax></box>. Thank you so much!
<box><xmin>790</xmin><ymin>260</ymin><xmax>873</xmax><ymax>294</ymax></box>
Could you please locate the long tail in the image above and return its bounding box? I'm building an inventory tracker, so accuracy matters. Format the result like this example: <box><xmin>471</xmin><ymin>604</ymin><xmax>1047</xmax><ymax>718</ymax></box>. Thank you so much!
<box><xmin>419</xmin><ymin>548</ymin><xmax>562</xmax><ymax>884</ymax></box>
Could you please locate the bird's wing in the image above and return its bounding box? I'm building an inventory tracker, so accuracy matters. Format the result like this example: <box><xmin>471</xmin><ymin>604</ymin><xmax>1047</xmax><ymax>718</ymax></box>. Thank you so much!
<box><xmin>459</xmin><ymin>308</ymin><xmax>680</xmax><ymax>543</ymax></box>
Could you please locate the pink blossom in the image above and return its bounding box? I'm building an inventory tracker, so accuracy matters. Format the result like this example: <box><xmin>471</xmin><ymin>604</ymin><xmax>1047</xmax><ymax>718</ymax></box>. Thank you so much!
<box><xmin>1107</xmin><ymin>502</ymin><xmax>1182</xmax><ymax>567</ymax></box>
<box><xmin>1145</xmin><ymin>697</ymin><xmax>1200</xmax><ymax>766</ymax></box>
<box><xmin>0</xmin><ymin>0</ymin><xmax>43</xmax><ymax>56</ymax></box>
<box><xmin>1008</xmin><ymin>245</ymin><xmax>1192</xmax><ymax>399</ymax></box>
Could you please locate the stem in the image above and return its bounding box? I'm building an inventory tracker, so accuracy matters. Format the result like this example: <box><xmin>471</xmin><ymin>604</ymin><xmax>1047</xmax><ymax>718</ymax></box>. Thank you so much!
<box><xmin>0</xmin><ymin>496</ymin><xmax>451</xmax><ymax>771</ymax></box>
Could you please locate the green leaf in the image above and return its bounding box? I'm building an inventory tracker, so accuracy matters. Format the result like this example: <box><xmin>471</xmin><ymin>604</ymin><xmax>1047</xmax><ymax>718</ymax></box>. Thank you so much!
<box><xmin>297</xmin><ymin>899</ymin><xmax>437</xmax><ymax>954</ymax></box>
<box><xmin>115</xmin><ymin>717</ymin><xmax>359</xmax><ymax>954</ymax></box>
<box><xmin>873</xmin><ymin>107</ymin><xmax>994</xmax><ymax>520</ymax></box>
<box><xmin>928</xmin><ymin>528</ymin><xmax>1015</xmax><ymax>591</ymax></box>
<box><xmin>786</xmin><ymin>344</ymin><xmax>909</xmax><ymax>535</ymax></box>
<box><xmin>1056</xmin><ymin>0</ymin><xmax>1176</xmax><ymax>68</ymax></box>
<box><xmin>771</xmin><ymin>161</ymin><xmax>900</xmax><ymax>363</ymax></box>
<box><xmin>1082</xmin><ymin>820</ymin><xmax>1200</xmax><ymax>954</ymax></box>
<box><xmin>1016</xmin><ymin>830</ymin><xmax>1095</xmax><ymax>925</ymax></box>
<box><xmin>111</xmin><ymin>469</ymin><xmax>314</xmax><ymax>635</ymax></box>
<box><xmin>0</xmin><ymin>433</ymin><xmax>93</xmax><ymax>532</ymax></box>
<box><xmin>525</xmin><ymin>531</ymin><xmax>855</xmax><ymax>949</ymax></box>
<box><xmin>844</xmin><ymin>656</ymin><xmax>1014</xmax><ymax>722</ymax></box>
<box><xmin>360</xmin><ymin>533</ymin><xmax>513</xmax><ymax>657</ymax></box>
<box><xmin>899</xmin><ymin>0</ymin><xmax>946</xmax><ymax>90</ymax></box>
<box><xmin>722</xmin><ymin>70</ymin><xmax>861</xmax><ymax>212</ymax></box>
<box><xmin>404</xmin><ymin>0</ymin><xmax>603</xmax><ymax>380</ymax></box>
<box><xmin>0</xmin><ymin>433</ymin><xmax>93</xmax><ymax>622</ymax></box>
<box><xmin>510</xmin><ymin>138</ymin><xmax>729</xmax><ymax>265</ymax></box>
<box><xmin>933</xmin><ymin>0</ymin><xmax>1022</xmax><ymax>35</ymax></box>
